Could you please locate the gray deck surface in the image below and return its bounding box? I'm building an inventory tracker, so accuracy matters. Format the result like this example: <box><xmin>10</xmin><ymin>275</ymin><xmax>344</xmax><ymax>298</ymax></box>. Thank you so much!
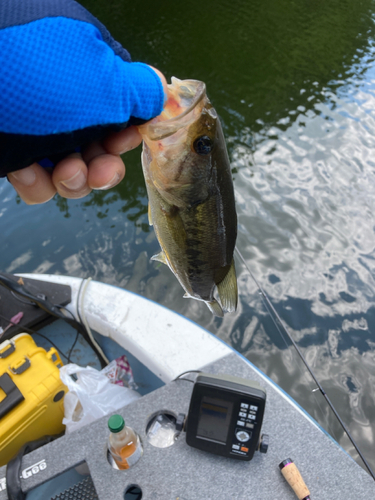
<box><xmin>1</xmin><ymin>352</ymin><xmax>374</xmax><ymax>499</ymax></box>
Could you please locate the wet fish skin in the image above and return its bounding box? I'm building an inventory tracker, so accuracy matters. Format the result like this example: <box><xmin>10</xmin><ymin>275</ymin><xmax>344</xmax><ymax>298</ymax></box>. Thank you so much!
<box><xmin>139</xmin><ymin>78</ymin><xmax>237</xmax><ymax>316</ymax></box>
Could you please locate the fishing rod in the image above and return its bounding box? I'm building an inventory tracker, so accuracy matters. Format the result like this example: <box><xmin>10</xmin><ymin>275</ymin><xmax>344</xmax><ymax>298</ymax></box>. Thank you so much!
<box><xmin>235</xmin><ymin>246</ymin><xmax>375</xmax><ymax>482</ymax></box>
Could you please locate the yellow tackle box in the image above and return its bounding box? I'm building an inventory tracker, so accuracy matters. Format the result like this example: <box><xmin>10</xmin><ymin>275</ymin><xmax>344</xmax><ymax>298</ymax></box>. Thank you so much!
<box><xmin>0</xmin><ymin>333</ymin><xmax>67</xmax><ymax>466</ymax></box>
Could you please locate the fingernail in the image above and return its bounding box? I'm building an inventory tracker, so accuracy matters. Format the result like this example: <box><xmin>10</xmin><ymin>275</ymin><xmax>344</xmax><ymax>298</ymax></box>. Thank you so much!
<box><xmin>96</xmin><ymin>172</ymin><xmax>121</xmax><ymax>190</ymax></box>
<box><xmin>60</xmin><ymin>170</ymin><xmax>86</xmax><ymax>191</ymax></box>
<box><xmin>118</xmin><ymin>142</ymin><xmax>138</xmax><ymax>155</ymax></box>
<box><xmin>9</xmin><ymin>168</ymin><xmax>36</xmax><ymax>186</ymax></box>
<box><xmin>118</xmin><ymin>146</ymin><xmax>131</xmax><ymax>155</ymax></box>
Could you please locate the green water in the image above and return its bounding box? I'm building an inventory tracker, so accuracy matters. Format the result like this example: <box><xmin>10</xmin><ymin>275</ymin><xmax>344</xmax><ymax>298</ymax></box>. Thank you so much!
<box><xmin>1</xmin><ymin>0</ymin><xmax>375</xmax><ymax>472</ymax></box>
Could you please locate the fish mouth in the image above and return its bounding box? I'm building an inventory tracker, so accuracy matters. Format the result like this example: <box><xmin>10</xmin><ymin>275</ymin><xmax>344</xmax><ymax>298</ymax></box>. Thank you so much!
<box><xmin>140</xmin><ymin>78</ymin><xmax>206</xmax><ymax>141</ymax></box>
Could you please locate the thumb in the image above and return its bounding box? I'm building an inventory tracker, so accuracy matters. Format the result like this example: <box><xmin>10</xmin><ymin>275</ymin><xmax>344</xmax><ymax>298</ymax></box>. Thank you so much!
<box><xmin>148</xmin><ymin>66</ymin><xmax>168</xmax><ymax>107</ymax></box>
<box><xmin>117</xmin><ymin>62</ymin><xmax>167</xmax><ymax>122</ymax></box>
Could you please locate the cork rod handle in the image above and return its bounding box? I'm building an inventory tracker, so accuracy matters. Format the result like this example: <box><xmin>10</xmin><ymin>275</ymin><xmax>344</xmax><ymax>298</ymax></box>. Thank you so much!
<box><xmin>279</xmin><ymin>459</ymin><xmax>310</xmax><ymax>500</ymax></box>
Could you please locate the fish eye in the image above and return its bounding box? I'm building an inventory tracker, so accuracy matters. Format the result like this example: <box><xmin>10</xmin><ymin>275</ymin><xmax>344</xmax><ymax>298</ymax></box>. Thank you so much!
<box><xmin>193</xmin><ymin>135</ymin><xmax>213</xmax><ymax>155</ymax></box>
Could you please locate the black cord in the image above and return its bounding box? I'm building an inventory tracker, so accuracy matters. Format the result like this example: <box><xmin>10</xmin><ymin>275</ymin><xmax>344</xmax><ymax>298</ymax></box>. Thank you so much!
<box><xmin>55</xmin><ymin>305</ymin><xmax>82</xmax><ymax>361</ymax></box>
<box><xmin>235</xmin><ymin>246</ymin><xmax>375</xmax><ymax>481</ymax></box>
<box><xmin>33</xmin><ymin>332</ymin><xmax>72</xmax><ymax>363</ymax></box>
<box><xmin>0</xmin><ymin>312</ymin><xmax>71</xmax><ymax>363</ymax></box>
<box><xmin>67</xmin><ymin>330</ymin><xmax>80</xmax><ymax>363</ymax></box>
<box><xmin>10</xmin><ymin>290</ymin><xmax>35</xmax><ymax>305</ymax></box>
<box><xmin>55</xmin><ymin>305</ymin><xmax>76</xmax><ymax>321</ymax></box>
<box><xmin>0</xmin><ymin>273</ymin><xmax>107</xmax><ymax>367</ymax></box>
<box><xmin>172</xmin><ymin>370</ymin><xmax>202</xmax><ymax>382</ymax></box>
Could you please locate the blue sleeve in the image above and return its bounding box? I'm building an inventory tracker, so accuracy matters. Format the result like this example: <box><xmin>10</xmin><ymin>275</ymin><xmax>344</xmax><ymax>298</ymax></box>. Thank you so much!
<box><xmin>0</xmin><ymin>0</ymin><xmax>165</xmax><ymax>177</ymax></box>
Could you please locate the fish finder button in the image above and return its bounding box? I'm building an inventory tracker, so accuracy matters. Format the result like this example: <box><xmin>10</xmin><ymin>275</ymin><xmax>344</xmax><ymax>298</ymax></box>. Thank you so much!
<box><xmin>236</xmin><ymin>430</ymin><xmax>251</xmax><ymax>442</ymax></box>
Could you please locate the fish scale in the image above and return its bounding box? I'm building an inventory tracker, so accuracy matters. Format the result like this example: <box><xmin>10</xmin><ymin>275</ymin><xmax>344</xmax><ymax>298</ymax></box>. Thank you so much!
<box><xmin>138</xmin><ymin>77</ymin><xmax>238</xmax><ymax>316</ymax></box>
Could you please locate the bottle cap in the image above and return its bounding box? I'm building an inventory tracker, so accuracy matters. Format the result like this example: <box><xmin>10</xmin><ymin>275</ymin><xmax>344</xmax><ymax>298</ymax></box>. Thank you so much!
<box><xmin>108</xmin><ymin>414</ymin><xmax>125</xmax><ymax>433</ymax></box>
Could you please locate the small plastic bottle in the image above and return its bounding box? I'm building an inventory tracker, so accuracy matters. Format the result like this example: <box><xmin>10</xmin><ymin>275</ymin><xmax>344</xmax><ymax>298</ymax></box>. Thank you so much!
<box><xmin>108</xmin><ymin>414</ymin><xmax>143</xmax><ymax>469</ymax></box>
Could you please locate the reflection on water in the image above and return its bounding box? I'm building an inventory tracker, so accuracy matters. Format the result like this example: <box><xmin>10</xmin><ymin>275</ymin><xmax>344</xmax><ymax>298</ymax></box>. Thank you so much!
<box><xmin>1</xmin><ymin>0</ymin><xmax>375</xmax><ymax>473</ymax></box>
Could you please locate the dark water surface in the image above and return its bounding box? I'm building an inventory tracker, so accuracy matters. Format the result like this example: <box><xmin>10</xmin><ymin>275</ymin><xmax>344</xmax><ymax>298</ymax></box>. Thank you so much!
<box><xmin>1</xmin><ymin>0</ymin><xmax>375</xmax><ymax>472</ymax></box>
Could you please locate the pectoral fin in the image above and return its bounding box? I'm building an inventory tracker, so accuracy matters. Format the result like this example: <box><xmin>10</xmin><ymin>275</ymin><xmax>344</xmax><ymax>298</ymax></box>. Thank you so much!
<box><xmin>206</xmin><ymin>299</ymin><xmax>224</xmax><ymax>317</ymax></box>
<box><xmin>216</xmin><ymin>259</ymin><xmax>238</xmax><ymax>313</ymax></box>
<box><xmin>151</xmin><ymin>251</ymin><xmax>168</xmax><ymax>265</ymax></box>
<box><xmin>148</xmin><ymin>204</ymin><xmax>153</xmax><ymax>226</ymax></box>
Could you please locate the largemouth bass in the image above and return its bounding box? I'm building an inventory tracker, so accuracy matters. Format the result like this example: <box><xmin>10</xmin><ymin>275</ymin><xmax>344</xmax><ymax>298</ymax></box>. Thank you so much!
<box><xmin>138</xmin><ymin>77</ymin><xmax>237</xmax><ymax>317</ymax></box>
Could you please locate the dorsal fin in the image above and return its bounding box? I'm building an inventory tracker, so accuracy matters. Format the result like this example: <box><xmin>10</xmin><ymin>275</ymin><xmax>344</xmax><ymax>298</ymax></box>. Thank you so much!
<box><xmin>216</xmin><ymin>259</ymin><xmax>238</xmax><ymax>313</ymax></box>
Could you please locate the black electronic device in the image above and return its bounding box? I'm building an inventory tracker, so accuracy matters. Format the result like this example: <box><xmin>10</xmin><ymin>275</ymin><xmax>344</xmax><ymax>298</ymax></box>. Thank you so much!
<box><xmin>185</xmin><ymin>373</ymin><xmax>267</xmax><ymax>460</ymax></box>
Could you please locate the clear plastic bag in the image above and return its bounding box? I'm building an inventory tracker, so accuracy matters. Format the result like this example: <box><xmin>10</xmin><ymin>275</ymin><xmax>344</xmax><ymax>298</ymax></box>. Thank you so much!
<box><xmin>100</xmin><ymin>355</ymin><xmax>138</xmax><ymax>390</ymax></box>
<box><xmin>59</xmin><ymin>363</ymin><xmax>140</xmax><ymax>434</ymax></box>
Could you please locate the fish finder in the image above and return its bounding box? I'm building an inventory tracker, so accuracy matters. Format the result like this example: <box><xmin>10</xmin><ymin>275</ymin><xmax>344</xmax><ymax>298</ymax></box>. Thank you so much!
<box><xmin>185</xmin><ymin>373</ymin><xmax>268</xmax><ymax>460</ymax></box>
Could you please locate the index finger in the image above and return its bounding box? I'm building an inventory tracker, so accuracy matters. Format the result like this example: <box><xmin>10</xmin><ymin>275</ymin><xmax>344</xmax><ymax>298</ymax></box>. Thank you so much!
<box><xmin>103</xmin><ymin>125</ymin><xmax>142</xmax><ymax>155</ymax></box>
<box><xmin>7</xmin><ymin>163</ymin><xmax>57</xmax><ymax>205</ymax></box>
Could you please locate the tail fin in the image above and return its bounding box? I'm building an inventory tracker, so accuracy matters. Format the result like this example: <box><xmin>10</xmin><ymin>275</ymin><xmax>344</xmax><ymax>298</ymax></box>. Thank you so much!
<box><xmin>217</xmin><ymin>259</ymin><xmax>238</xmax><ymax>313</ymax></box>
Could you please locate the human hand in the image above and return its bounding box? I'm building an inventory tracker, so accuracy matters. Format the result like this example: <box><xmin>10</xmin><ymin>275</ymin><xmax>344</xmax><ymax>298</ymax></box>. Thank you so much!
<box><xmin>6</xmin><ymin>127</ymin><xmax>139</xmax><ymax>204</ymax></box>
<box><xmin>0</xmin><ymin>0</ymin><xmax>168</xmax><ymax>204</ymax></box>
<box><xmin>7</xmin><ymin>68</ymin><xmax>167</xmax><ymax>205</ymax></box>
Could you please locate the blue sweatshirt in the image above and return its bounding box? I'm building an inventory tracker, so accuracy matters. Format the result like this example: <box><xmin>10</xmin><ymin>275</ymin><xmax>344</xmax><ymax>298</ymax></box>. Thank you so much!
<box><xmin>0</xmin><ymin>0</ymin><xmax>165</xmax><ymax>176</ymax></box>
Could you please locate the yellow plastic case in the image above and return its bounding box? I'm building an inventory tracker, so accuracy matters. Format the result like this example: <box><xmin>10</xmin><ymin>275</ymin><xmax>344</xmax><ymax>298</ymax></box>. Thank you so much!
<box><xmin>0</xmin><ymin>333</ymin><xmax>67</xmax><ymax>466</ymax></box>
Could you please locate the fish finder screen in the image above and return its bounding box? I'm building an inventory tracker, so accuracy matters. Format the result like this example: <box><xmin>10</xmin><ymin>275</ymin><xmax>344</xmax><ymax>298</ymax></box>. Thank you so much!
<box><xmin>196</xmin><ymin>396</ymin><xmax>233</xmax><ymax>444</ymax></box>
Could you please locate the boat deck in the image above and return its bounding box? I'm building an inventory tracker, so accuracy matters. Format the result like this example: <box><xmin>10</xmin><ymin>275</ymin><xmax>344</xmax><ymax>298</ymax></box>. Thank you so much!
<box><xmin>1</xmin><ymin>352</ymin><xmax>374</xmax><ymax>499</ymax></box>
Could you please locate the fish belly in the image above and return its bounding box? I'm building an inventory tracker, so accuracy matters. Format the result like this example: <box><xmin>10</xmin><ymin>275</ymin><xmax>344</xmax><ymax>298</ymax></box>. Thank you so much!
<box><xmin>146</xmin><ymin>179</ymin><xmax>231</xmax><ymax>303</ymax></box>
